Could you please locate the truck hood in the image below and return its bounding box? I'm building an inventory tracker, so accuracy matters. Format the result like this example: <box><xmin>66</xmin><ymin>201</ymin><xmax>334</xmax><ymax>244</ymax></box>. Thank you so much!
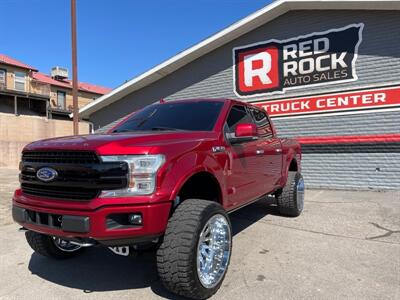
<box><xmin>24</xmin><ymin>131</ymin><xmax>219</xmax><ymax>155</ymax></box>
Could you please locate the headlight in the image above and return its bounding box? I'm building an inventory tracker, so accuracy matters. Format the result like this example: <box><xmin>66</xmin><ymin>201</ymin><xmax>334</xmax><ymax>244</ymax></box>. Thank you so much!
<box><xmin>99</xmin><ymin>155</ymin><xmax>165</xmax><ymax>197</ymax></box>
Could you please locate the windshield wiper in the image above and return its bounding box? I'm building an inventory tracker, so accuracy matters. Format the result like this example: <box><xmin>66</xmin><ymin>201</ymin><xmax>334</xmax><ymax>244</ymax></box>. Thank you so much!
<box><xmin>112</xmin><ymin>129</ymin><xmax>135</xmax><ymax>133</ymax></box>
<box><xmin>150</xmin><ymin>127</ymin><xmax>183</xmax><ymax>131</ymax></box>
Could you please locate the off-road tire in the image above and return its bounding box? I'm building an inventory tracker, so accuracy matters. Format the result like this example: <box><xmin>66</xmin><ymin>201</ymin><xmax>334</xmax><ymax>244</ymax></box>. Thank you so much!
<box><xmin>276</xmin><ymin>171</ymin><xmax>304</xmax><ymax>217</ymax></box>
<box><xmin>25</xmin><ymin>231</ymin><xmax>84</xmax><ymax>259</ymax></box>
<box><xmin>156</xmin><ymin>199</ymin><xmax>232</xmax><ymax>299</ymax></box>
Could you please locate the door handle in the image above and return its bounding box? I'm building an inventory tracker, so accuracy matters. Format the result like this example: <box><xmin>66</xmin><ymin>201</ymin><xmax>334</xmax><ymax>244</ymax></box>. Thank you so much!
<box><xmin>256</xmin><ymin>149</ymin><xmax>264</xmax><ymax>155</ymax></box>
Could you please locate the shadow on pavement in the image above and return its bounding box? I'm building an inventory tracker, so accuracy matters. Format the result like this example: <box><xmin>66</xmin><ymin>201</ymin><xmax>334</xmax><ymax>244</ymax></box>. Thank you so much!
<box><xmin>28</xmin><ymin>197</ymin><xmax>278</xmax><ymax>299</ymax></box>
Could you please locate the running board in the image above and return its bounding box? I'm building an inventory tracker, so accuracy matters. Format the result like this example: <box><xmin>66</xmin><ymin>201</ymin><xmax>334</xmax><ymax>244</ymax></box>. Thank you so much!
<box><xmin>227</xmin><ymin>193</ymin><xmax>274</xmax><ymax>214</ymax></box>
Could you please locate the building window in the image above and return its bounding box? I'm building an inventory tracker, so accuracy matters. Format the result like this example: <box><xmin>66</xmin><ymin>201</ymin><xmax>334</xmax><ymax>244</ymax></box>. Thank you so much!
<box><xmin>57</xmin><ymin>91</ymin><xmax>66</xmax><ymax>109</ymax></box>
<box><xmin>14</xmin><ymin>71</ymin><xmax>25</xmax><ymax>91</ymax></box>
<box><xmin>0</xmin><ymin>69</ymin><xmax>5</xmax><ymax>88</ymax></box>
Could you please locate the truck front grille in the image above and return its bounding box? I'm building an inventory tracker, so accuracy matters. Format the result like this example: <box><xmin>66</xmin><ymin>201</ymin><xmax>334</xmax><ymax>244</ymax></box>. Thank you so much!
<box><xmin>20</xmin><ymin>151</ymin><xmax>128</xmax><ymax>201</ymax></box>
<box><xmin>21</xmin><ymin>183</ymin><xmax>99</xmax><ymax>200</ymax></box>
<box><xmin>22</xmin><ymin>151</ymin><xmax>100</xmax><ymax>164</ymax></box>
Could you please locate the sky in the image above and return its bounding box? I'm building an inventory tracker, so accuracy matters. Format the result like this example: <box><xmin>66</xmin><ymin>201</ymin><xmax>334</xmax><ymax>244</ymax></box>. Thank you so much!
<box><xmin>1</xmin><ymin>0</ymin><xmax>272</xmax><ymax>89</ymax></box>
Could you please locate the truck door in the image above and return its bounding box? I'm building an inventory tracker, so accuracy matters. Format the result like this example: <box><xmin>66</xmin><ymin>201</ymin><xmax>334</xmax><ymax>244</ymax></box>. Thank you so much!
<box><xmin>249</xmin><ymin>107</ymin><xmax>282</xmax><ymax>193</ymax></box>
<box><xmin>224</xmin><ymin>105</ymin><xmax>266</xmax><ymax>209</ymax></box>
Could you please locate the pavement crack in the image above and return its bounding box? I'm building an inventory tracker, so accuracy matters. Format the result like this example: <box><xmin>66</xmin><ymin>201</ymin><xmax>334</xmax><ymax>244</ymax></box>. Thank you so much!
<box><xmin>233</xmin><ymin>214</ymin><xmax>400</xmax><ymax>245</ymax></box>
<box><xmin>366</xmin><ymin>222</ymin><xmax>400</xmax><ymax>240</ymax></box>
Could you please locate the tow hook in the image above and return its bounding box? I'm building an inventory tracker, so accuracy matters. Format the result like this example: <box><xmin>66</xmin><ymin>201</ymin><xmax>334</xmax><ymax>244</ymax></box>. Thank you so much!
<box><xmin>18</xmin><ymin>227</ymin><xmax>28</xmax><ymax>232</ymax></box>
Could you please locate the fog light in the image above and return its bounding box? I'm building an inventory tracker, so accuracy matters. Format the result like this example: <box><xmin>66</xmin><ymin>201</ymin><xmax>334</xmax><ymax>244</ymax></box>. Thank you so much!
<box><xmin>128</xmin><ymin>214</ymin><xmax>142</xmax><ymax>225</ymax></box>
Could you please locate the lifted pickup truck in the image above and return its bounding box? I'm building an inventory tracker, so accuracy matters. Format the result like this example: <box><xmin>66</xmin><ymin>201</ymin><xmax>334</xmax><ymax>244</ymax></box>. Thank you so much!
<box><xmin>12</xmin><ymin>98</ymin><xmax>304</xmax><ymax>299</ymax></box>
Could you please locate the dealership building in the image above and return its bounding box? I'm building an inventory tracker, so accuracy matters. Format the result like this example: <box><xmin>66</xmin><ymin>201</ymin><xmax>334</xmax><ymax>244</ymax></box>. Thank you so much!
<box><xmin>79</xmin><ymin>0</ymin><xmax>400</xmax><ymax>190</ymax></box>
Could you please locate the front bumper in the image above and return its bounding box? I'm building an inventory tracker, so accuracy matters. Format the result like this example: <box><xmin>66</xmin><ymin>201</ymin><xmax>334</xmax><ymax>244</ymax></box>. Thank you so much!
<box><xmin>12</xmin><ymin>196</ymin><xmax>172</xmax><ymax>244</ymax></box>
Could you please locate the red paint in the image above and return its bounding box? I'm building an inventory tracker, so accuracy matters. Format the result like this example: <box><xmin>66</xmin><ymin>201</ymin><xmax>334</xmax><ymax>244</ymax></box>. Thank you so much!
<box><xmin>13</xmin><ymin>198</ymin><xmax>171</xmax><ymax>240</ymax></box>
<box><xmin>13</xmin><ymin>99</ymin><xmax>301</xmax><ymax>243</ymax></box>
<box><xmin>235</xmin><ymin>123</ymin><xmax>257</xmax><ymax>137</ymax></box>
<box><xmin>0</xmin><ymin>53</ymin><xmax>38</xmax><ymax>71</ymax></box>
<box><xmin>297</xmin><ymin>134</ymin><xmax>400</xmax><ymax>145</ymax></box>
<box><xmin>255</xmin><ymin>86</ymin><xmax>400</xmax><ymax>117</ymax></box>
<box><xmin>32</xmin><ymin>72</ymin><xmax>71</xmax><ymax>88</ymax></box>
<box><xmin>33</xmin><ymin>72</ymin><xmax>111</xmax><ymax>95</ymax></box>
<box><xmin>0</xmin><ymin>54</ymin><xmax>111</xmax><ymax>95</ymax></box>
<box><xmin>236</xmin><ymin>46</ymin><xmax>279</xmax><ymax>93</ymax></box>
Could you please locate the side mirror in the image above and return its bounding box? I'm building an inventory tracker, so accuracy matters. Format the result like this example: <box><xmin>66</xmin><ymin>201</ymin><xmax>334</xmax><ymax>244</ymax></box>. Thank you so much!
<box><xmin>230</xmin><ymin>123</ymin><xmax>257</xmax><ymax>143</ymax></box>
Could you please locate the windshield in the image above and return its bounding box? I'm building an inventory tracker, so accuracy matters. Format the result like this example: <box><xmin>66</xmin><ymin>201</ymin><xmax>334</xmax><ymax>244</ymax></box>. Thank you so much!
<box><xmin>112</xmin><ymin>101</ymin><xmax>224</xmax><ymax>132</ymax></box>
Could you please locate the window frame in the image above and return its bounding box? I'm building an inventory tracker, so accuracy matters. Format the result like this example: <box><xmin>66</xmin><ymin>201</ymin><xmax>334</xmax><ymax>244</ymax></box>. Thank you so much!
<box><xmin>249</xmin><ymin>106</ymin><xmax>274</xmax><ymax>139</ymax></box>
<box><xmin>14</xmin><ymin>71</ymin><xmax>26</xmax><ymax>91</ymax></box>
<box><xmin>56</xmin><ymin>90</ymin><xmax>67</xmax><ymax>110</ymax></box>
<box><xmin>224</xmin><ymin>104</ymin><xmax>257</xmax><ymax>144</ymax></box>
<box><xmin>0</xmin><ymin>69</ymin><xmax>6</xmax><ymax>86</ymax></box>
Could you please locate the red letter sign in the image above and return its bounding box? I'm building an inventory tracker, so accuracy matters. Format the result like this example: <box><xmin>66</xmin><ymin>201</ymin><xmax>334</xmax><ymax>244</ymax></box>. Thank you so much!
<box><xmin>236</xmin><ymin>46</ymin><xmax>279</xmax><ymax>95</ymax></box>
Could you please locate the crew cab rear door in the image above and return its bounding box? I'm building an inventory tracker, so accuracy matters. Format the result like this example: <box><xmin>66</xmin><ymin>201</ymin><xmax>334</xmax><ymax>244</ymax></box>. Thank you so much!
<box><xmin>223</xmin><ymin>105</ymin><xmax>266</xmax><ymax>209</ymax></box>
<box><xmin>249</xmin><ymin>107</ymin><xmax>282</xmax><ymax>193</ymax></box>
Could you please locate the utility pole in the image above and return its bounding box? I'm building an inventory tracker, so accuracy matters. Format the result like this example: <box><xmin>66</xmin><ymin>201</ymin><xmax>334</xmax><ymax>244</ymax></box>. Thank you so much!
<box><xmin>71</xmin><ymin>0</ymin><xmax>79</xmax><ymax>135</ymax></box>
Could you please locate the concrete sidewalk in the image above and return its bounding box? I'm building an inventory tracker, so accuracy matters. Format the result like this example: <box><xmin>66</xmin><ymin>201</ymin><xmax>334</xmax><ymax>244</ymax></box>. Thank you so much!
<box><xmin>0</xmin><ymin>168</ymin><xmax>399</xmax><ymax>299</ymax></box>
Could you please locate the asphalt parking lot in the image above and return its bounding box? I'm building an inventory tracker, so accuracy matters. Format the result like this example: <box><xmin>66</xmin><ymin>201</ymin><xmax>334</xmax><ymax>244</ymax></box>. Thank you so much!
<box><xmin>0</xmin><ymin>168</ymin><xmax>399</xmax><ymax>300</ymax></box>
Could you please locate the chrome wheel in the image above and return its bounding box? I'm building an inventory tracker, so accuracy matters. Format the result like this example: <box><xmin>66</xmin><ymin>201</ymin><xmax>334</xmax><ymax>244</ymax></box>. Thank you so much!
<box><xmin>52</xmin><ymin>237</ymin><xmax>82</xmax><ymax>252</ymax></box>
<box><xmin>296</xmin><ymin>176</ymin><xmax>305</xmax><ymax>211</ymax></box>
<box><xmin>196</xmin><ymin>214</ymin><xmax>231</xmax><ymax>289</ymax></box>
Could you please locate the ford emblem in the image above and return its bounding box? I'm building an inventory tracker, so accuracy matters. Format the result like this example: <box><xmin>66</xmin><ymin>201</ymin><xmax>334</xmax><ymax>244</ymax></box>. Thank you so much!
<box><xmin>36</xmin><ymin>167</ymin><xmax>58</xmax><ymax>182</ymax></box>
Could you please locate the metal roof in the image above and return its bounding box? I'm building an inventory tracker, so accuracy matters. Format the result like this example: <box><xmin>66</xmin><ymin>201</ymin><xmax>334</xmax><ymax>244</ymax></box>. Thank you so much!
<box><xmin>33</xmin><ymin>72</ymin><xmax>112</xmax><ymax>95</ymax></box>
<box><xmin>0</xmin><ymin>54</ymin><xmax>38</xmax><ymax>71</ymax></box>
<box><xmin>78</xmin><ymin>0</ymin><xmax>400</xmax><ymax>118</ymax></box>
<box><xmin>0</xmin><ymin>53</ymin><xmax>111</xmax><ymax>95</ymax></box>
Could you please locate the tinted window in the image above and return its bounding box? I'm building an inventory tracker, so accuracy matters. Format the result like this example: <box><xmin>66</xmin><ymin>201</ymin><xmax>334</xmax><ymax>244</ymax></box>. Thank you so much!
<box><xmin>112</xmin><ymin>101</ymin><xmax>224</xmax><ymax>132</ymax></box>
<box><xmin>249</xmin><ymin>108</ymin><xmax>273</xmax><ymax>138</ymax></box>
<box><xmin>225</xmin><ymin>105</ymin><xmax>254</xmax><ymax>138</ymax></box>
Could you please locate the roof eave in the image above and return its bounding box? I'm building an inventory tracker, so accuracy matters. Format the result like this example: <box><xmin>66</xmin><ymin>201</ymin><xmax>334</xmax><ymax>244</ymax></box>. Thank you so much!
<box><xmin>0</xmin><ymin>62</ymin><xmax>38</xmax><ymax>72</ymax></box>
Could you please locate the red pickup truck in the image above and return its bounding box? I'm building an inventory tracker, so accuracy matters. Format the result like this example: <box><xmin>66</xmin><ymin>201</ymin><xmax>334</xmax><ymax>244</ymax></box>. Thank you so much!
<box><xmin>12</xmin><ymin>98</ymin><xmax>304</xmax><ymax>299</ymax></box>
